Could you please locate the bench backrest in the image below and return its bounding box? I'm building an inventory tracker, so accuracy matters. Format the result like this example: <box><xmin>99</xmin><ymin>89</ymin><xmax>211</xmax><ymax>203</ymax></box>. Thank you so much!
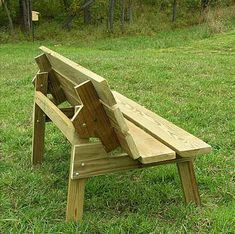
<box><xmin>36</xmin><ymin>47</ymin><xmax>140</xmax><ymax>159</ymax></box>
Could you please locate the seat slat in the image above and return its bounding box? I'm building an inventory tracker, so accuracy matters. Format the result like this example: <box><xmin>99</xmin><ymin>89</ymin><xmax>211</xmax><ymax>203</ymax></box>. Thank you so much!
<box><xmin>126</xmin><ymin>120</ymin><xmax>176</xmax><ymax>164</ymax></box>
<box><xmin>113</xmin><ymin>91</ymin><xmax>211</xmax><ymax>157</ymax></box>
<box><xmin>102</xmin><ymin>102</ymin><xmax>140</xmax><ymax>159</ymax></box>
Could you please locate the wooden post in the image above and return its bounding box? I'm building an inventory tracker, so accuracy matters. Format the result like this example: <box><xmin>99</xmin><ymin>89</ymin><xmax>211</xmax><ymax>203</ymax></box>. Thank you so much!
<box><xmin>66</xmin><ymin>145</ymin><xmax>87</xmax><ymax>221</ymax></box>
<box><xmin>66</xmin><ymin>177</ymin><xmax>86</xmax><ymax>222</ymax></box>
<box><xmin>177</xmin><ymin>160</ymin><xmax>201</xmax><ymax>205</ymax></box>
<box><xmin>32</xmin><ymin>72</ymin><xmax>48</xmax><ymax>165</ymax></box>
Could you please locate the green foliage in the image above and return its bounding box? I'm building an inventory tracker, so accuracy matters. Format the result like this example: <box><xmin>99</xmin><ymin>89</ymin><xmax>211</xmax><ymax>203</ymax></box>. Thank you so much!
<box><xmin>0</xmin><ymin>21</ymin><xmax>235</xmax><ymax>233</ymax></box>
<box><xmin>0</xmin><ymin>0</ymin><xmax>234</xmax><ymax>28</ymax></box>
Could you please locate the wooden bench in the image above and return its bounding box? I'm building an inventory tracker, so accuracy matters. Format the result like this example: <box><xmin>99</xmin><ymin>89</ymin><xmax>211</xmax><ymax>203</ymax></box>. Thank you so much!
<box><xmin>32</xmin><ymin>46</ymin><xmax>212</xmax><ymax>221</ymax></box>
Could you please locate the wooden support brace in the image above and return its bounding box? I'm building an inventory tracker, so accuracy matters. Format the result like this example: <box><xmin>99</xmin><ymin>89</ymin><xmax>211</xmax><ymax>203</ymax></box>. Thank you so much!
<box><xmin>71</xmin><ymin>142</ymin><xmax>194</xmax><ymax>179</ymax></box>
<box><xmin>35</xmin><ymin>54</ymin><xmax>66</xmax><ymax>105</ymax></box>
<box><xmin>32</xmin><ymin>72</ymin><xmax>48</xmax><ymax>165</ymax></box>
<box><xmin>35</xmin><ymin>91</ymin><xmax>84</xmax><ymax>145</ymax></box>
<box><xmin>45</xmin><ymin>107</ymin><xmax>75</xmax><ymax>122</ymax></box>
<box><xmin>72</xmin><ymin>80</ymin><xmax>120</xmax><ymax>152</ymax></box>
<box><xmin>177</xmin><ymin>160</ymin><xmax>201</xmax><ymax>205</ymax></box>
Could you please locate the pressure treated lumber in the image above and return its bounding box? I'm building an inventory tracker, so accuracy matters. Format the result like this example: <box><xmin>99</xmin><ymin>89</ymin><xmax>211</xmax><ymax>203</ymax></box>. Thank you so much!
<box><xmin>71</xmin><ymin>142</ymin><xmax>191</xmax><ymax>179</ymax></box>
<box><xmin>35</xmin><ymin>91</ymin><xmax>82</xmax><ymax>145</ymax></box>
<box><xmin>102</xmin><ymin>102</ymin><xmax>139</xmax><ymax>159</ymax></box>
<box><xmin>35</xmin><ymin>54</ymin><xmax>66</xmax><ymax>104</ymax></box>
<box><xmin>126</xmin><ymin>120</ymin><xmax>175</xmax><ymax>164</ymax></box>
<box><xmin>45</xmin><ymin>107</ymin><xmax>75</xmax><ymax>122</ymax></box>
<box><xmin>177</xmin><ymin>160</ymin><xmax>201</xmax><ymax>205</ymax></box>
<box><xmin>32</xmin><ymin>47</ymin><xmax>212</xmax><ymax>222</ymax></box>
<box><xmin>38</xmin><ymin>47</ymin><xmax>140</xmax><ymax>159</ymax></box>
<box><xmin>53</xmin><ymin>70</ymin><xmax>80</xmax><ymax>106</ymax></box>
<box><xmin>113</xmin><ymin>91</ymin><xmax>211</xmax><ymax>157</ymax></box>
<box><xmin>32</xmin><ymin>72</ymin><xmax>48</xmax><ymax>165</ymax></box>
<box><xmin>66</xmin><ymin>177</ymin><xmax>86</xmax><ymax>221</ymax></box>
<box><xmin>40</xmin><ymin>46</ymin><xmax>117</xmax><ymax>106</ymax></box>
<box><xmin>72</xmin><ymin>80</ymin><xmax>119</xmax><ymax>152</ymax></box>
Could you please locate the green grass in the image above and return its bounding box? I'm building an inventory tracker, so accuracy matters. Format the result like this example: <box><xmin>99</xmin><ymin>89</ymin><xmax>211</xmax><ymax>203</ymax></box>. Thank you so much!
<box><xmin>0</xmin><ymin>24</ymin><xmax>235</xmax><ymax>233</ymax></box>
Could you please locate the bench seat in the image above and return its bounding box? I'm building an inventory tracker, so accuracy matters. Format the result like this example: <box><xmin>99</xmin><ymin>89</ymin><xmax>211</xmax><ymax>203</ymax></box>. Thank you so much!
<box><xmin>126</xmin><ymin>120</ymin><xmax>176</xmax><ymax>164</ymax></box>
<box><xmin>113</xmin><ymin>91</ymin><xmax>211</xmax><ymax>158</ymax></box>
<box><xmin>32</xmin><ymin>47</ymin><xmax>212</xmax><ymax>221</ymax></box>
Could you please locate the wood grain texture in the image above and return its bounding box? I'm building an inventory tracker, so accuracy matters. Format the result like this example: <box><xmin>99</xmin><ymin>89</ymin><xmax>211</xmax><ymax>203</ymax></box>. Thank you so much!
<box><xmin>66</xmin><ymin>177</ymin><xmax>86</xmax><ymax>222</ymax></box>
<box><xmin>35</xmin><ymin>91</ymin><xmax>83</xmax><ymax>145</ymax></box>
<box><xmin>177</xmin><ymin>160</ymin><xmax>201</xmax><ymax>205</ymax></box>
<box><xmin>113</xmin><ymin>91</ymin><xmax>212</xmax><ymax>157</ymax></box>
<box><xmin>72</xmin><ymin>80</ymin><xmax>119</xmax><ymax>152</ymax></box>
<box><xmin>71</xmin><ymin>142</ymin><xmax>193</xmax><ymax>179</ymax></box>
<box><xmin>40</xmin><ymin>46</ymin><xmax>117</xmax><ymax>106</ymax></box>
<box><xmin>102</xmin><ymin>102</ymin><xmax>140</xmax><ymax>159</ymax></box>
<box><xmin>52</xmin><ymin>70</ymin><xmax>81</xmax><ymax>106</ymax></box>
<box><xmin>45</xmin><ymin>107</ymin><xmax>75</xmax><ymax>122</ymax></box>
<box><xmin>126</xmin><ymin>120</ymin><xmax>176</xmax><ymax>164</ymax></box>
<box><xmin>32</xmin><ymin>72</ymin><xmax>48</xmax><ymax>165</ymax></box>
<box><xmin>35</xmin><ymin>53</ymin><xmax>66</xmax><ymax>105</ymax></box>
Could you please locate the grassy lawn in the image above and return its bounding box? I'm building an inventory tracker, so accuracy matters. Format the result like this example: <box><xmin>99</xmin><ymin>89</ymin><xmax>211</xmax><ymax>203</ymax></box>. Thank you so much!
<box><xmin>0</xmin><ymin>25</ymin><xmax>235</xmax><ymax>233</ymax></box>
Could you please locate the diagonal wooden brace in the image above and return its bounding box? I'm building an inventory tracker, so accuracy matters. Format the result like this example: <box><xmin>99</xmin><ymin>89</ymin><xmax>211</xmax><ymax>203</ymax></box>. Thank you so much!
<box><xmin>71</xmin><ymin>80</ymin><xmax>120</xmax><ymax>152</ymax></box>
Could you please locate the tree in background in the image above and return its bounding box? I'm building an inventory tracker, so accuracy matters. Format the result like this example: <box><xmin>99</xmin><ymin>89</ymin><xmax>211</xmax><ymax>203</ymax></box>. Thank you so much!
<box><xmin>83</xmin><ymin>0</ymin><xmax>92</xmax><ymax>24</ymax></box>
<box><xmin>108</xmin><ymin>0</ymin><xmax>133</xmax><ymax>33</ymax></box>
<box><xmin>19</xmin><ymin>0</ymin><xmax>32</xmax><ymax>32</ymax></box>
<box><xmin>108</xmin><ymin>0</ymin><xmax>115</xmax><ymax>32</ymax></box>
<box><xmin>172</xmin><ymin>0</ymin><xmax>177</xmax><ymax>22</ymax></box>
<box><xmin>62</xmin><ymin>0</ymin><xmax>94</xmax><ymax>29</ymax></box>
<box><xmin>1</xmin><ymin>0</ymin><xmax>14</xmax><ymax>33</ymax></box>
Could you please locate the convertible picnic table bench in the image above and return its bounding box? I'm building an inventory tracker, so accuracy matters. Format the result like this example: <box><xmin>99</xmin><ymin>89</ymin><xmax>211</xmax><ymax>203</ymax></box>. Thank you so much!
<box><xmin>32</xmin><ymin>46</ymin><xmax>212</xmax><ymax>221</ymax></box>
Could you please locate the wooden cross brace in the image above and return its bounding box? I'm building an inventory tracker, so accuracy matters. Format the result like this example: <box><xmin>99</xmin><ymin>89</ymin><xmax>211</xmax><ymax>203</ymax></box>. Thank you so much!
<box><xmin>71</xmin><ymin>80</ymin><xmax>119</xmax><ymax>152</ymax></box>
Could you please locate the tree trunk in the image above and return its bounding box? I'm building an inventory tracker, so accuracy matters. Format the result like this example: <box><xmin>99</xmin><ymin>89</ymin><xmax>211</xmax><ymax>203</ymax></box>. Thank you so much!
<box><xmin>120</xmin><ymin>0</ymin><xmax>125</xmax><ymax>32</ymax></box>
<box><xmin>1</xmin><ymin>0</ymin><xmax>14</xmax><ymax>33</ymax></box>
<box><xmin>19</xmin><ymin>0</ymin><xmax>32</xmax><ymax>32</ymax></box>
<box><xmin>84</xmin><ymin>0</ymin><xmax>91</xmax><ymax>24</ymax></box>
<box><xmin>127</xmin><ymin>0</ymin><xmax>132</xmax><ymax>23</ymax></box>
<box><xmin>62</xmin><ymin>0</ymin><xmax>93</xmax><ymax>29</ymax></box>
<box><xmin>108</xmin><ymin>0</ymin><xmax>115</xmax><ymax>32</ymax></box>
<box><xmin>172</xmin><ymin>0</ymin><xmax>177</xmax><ymax>22</ymax></box>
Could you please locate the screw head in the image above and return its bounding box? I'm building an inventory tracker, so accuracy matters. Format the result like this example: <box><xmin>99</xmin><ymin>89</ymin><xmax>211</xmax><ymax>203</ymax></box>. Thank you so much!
<box><xmin>82</xmin><ymin>123</ymin><xmax>86</xmax><ymax>128</ymax></box>
<box><xmin>81</xmin><ymin>163</ymin><xmax>85</xmax><ymax>167</ymax></box>
<box><xmin>75</xmin><ymin>172</ymin><xmax>79</xmax><ymax>176</ymax></box>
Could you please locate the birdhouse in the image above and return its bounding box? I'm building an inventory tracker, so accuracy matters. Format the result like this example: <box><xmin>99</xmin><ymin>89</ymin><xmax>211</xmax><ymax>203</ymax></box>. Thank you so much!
<box><xmin>32</xmin><ymin>11</ymin><xmax>39</xmax><ymax>22</ymax></box>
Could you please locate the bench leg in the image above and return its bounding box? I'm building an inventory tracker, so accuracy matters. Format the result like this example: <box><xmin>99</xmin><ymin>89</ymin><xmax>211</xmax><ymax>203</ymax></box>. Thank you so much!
<box><xmin>177</xmin><ymin>160</ymin><xmax>201</xmax><ymax>205</ymax></box>
<box><xmin>32</xmin><ymin>102</ymin><xmax>46</xmax><ymax>165</ymax></box>
<box><xmin>32</xmin><ymin>73</ymin><xmax>48</xmax><ymax>165</ymax></box>
<box><xmin>66</xmin><ymin>177</ymin><xmax>86</xmax><ymax>221</ymax></box>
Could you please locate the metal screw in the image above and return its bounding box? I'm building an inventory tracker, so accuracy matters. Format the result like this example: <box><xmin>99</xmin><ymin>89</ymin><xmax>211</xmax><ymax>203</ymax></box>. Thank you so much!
<box><xmin>82</xmin><ymin>123</ymin><xmax>86</xmax><ymax>127</ymax></box>
<box><xmin>36</xmin><ymin>119</ymin><xmax>40</xmax><ymax>123</ymax></box>
<box><xmin>75</xmin><ymin>172</ymin><xmax>79</xmax><ymax>176</ymax></box>
<box><xmin>81</xmin><ymin>163</ymin><xmax>85</xmax><ymax>167</ymax></box>
<box><xmin>40</xmin><ymin>84</ymin><xmax>43</xmax><ymax>87</ymax></box>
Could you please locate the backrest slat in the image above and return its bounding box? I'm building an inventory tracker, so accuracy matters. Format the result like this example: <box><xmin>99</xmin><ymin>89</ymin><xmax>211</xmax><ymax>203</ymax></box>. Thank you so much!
<box><xmin>40</xmin><ymin>46</ymin><xmax>116</xmax><ymax>107</ymax></box>
<box><xmin>53</xmin><ymin>70</ymin><xmax>81</xmax><ymax>105</ymax></box>
<box><xmin>36</xmin><ymin>47</ymin><xmax>140</xmax><ymax>159</ymax></box>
